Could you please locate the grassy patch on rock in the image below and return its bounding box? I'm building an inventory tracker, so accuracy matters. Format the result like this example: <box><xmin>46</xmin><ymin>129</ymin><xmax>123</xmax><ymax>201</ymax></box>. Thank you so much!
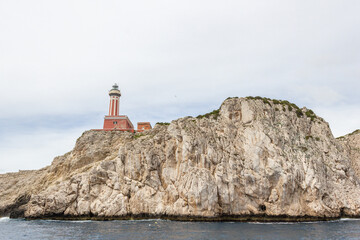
<box><xmin>336</xmin><ymin>129</ymin><xmax>360</xmax><ymax>139</ymax></box>
<box><xmin>305</xmin><ymin>110</ymin><xmax>316</xmax><ymax>121</ymax></box>
<box><xmin>156</xmin><ymin>122</ymin><xmax>170</xmax><ymax>126</ymax></box>
<box><xmin>246</xmin><ymin>96</ymin><xmax>300</xmax><ymax>111</ymax></box>
<box><xmin>246</xmin><ymin>96</ymin><xmax>318</xmax><ymax>121</ymax></box>
<box><xmin>134</xmin><ymin>133</ymin><xmax>145</xmax><ymax>139</ymax></box>
<box><xmin>197</xmin><ymin>109</ymin><xmax>220</xmax><ymax>120</ymax></box>
<box><xmin>350</xmin><ymin>129</ymin><xmax>360</xmax><ymax>136</ymax></box>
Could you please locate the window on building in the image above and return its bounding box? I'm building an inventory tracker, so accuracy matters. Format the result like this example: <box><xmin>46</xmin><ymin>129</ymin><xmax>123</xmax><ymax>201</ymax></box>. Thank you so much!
<box><xmin>113</xmin><ymin>121</ymin><xmax>118</xmax><ymax>124</ymax></box>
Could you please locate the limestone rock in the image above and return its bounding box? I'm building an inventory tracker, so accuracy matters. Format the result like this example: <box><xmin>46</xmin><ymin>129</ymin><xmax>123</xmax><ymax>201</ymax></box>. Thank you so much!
<box><xmin>338</xmin><ymin>130</ymin><xmax>360</xmax><ymax>179</ymax></box>
<box><xmin>1</xmin><ymin>97</ymin><xmax>360</xmax><ymax>220</ymax></box>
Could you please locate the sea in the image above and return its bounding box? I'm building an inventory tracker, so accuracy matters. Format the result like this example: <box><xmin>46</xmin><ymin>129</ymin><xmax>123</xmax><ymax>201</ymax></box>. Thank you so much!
<box><xmin>1</xmin><ymin>217</ymin><xmax>360</xmax><ymax>240</ymax></box>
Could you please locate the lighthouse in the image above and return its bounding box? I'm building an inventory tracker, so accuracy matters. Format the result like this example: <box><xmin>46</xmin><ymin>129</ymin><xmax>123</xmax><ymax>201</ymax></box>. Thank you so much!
<box><xmin>108</xmin><ymin>83</ymin><xmax>121</xmax><ymax>116</ymax></box>
<box><xmin>103</xmin><ymin>84</ymin><xmax>134</xmax><ymax>132</ymax></box>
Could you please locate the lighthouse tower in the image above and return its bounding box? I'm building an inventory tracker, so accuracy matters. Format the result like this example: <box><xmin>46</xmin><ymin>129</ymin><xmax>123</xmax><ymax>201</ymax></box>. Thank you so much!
<box><xmin>108</xmin><ymin>83</ymin><xmax>121</xmax><ymax>116</ymax></box>
<box><xmin>103</xmin><ymin>84</ymin><xmax>134</xmax><ymax>132</ymax></box>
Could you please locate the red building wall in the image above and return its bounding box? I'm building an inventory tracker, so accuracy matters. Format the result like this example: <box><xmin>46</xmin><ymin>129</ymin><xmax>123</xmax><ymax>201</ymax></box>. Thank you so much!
<box><xmin>137</xmin><ymin>122</ymin><xmax>152</xmax><ymax>132</ymax></box>
<box><xmin>103</xmin><ymin>116</ymin><xmax>134</xmax><ymax>132</ymax></box>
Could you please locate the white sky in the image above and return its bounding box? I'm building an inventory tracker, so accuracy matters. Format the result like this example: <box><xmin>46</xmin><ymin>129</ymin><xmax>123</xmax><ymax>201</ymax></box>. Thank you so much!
<box><xmin>0</xmin><ymin>0</ymin><xmax>359</xmax><ymax>173</ymax></box>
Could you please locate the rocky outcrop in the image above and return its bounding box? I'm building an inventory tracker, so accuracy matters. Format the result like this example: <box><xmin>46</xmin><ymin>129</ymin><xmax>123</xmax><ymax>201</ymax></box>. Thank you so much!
<box><xmin>338</xmin><ymin>130</ymin><xmax>360</xmax><ymax>179</ymax></box>
<box><xmin>0</xmin><ymin>169</ymin><xmax>46</xmax><ymax>217</ymax></box>
<box><xmin>1</xmin><ymin>97</ymin><xmax>360</xmax><ymax>221</ymax></box>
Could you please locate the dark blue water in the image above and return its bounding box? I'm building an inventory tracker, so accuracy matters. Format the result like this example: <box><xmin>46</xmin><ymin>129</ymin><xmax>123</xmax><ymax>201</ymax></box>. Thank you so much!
<box><xmin>1</xmin><ymin>217</ymin><xmax>360</xmax><ymax>240</ymax></box>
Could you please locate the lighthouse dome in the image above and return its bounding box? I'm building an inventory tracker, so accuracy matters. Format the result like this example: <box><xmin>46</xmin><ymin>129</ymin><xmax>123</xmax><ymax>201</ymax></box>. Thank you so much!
<box><xmin>109</xmin><ymin>83</ymin><xmax>121</xmax><ymax>96</ymax></box>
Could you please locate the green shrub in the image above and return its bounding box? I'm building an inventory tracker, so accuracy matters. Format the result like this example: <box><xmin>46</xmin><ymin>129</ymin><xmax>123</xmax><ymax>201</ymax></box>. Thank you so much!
<box><xmin>263</xmin><ymin>99</ymin><xmax>271</xmax><ymax>105</ymax></box>
<box><xmin>156</xmin><ymin>122</ymin><xmax>170</xmax><ymax>126</ymax></box>
<box><xmin>296</xmin><ymin>109</ymin><xmax>303</xmax><ymax>117</ymax></box>
<box><xmin>246</xmin><ymin>96</ymin><xmax>263</xmax><ymax>101</ymax></box>
<box><xmin>134</xmin><ymin>133</ymin><xmax>145</xmax><ymax>139</ymax></box>
<box><xmin>305</xmin><ymin>110</ymin><xmax>316</xmax><ymax>121</ymax></box>
<box><xmin>350</xmin><ymin>129</ymin><xmax>360</xmax><ymax>136</ymax></box>
<box><xmin>226</xmin><ymin>97</ymin><xmax>239</xmax><ymax>100</ymax></box>
<box><xmin>197</xmin><ymin>109</ymin><xmax>220</xmax><ymax>120</ymax></box>
<box><xmin>336</xmin><ymin>129</ymin><xmax>360</xmax><ymax>139</ymax></box>
<box><xmin>245</xmin><ymin>96</ymin><xmax>304</xmax><ymax>113</ymax></box>
<box><xmin>273</xmin><ymin>99</ymin><xmax>281</xmax><ymax>104</ymax></box>
<box><xmin>291</xmin><ymin>103</ymin><xmax>299</xmax><ymax>110</ymax></box>
<box><xmin>301</xmin><ymin>146</ymin><xmax>308</xmax><ymax>152</ymax></box>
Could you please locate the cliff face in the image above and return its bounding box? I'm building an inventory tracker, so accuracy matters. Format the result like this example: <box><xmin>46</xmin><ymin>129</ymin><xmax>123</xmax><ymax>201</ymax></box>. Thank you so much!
<box><xmin>0</xmin><ymin>169</ymin><xmax>47</xmax><ymax>217</ymax></box>
<box><xmin>1</xmin><ymin>97</ymin><xmax>360</xmax><ymax>220</ymax></box>
<box><xmin>338</xmin><ymin>130</ymin><xmax>360</xmax><ymax>180</ymax></box>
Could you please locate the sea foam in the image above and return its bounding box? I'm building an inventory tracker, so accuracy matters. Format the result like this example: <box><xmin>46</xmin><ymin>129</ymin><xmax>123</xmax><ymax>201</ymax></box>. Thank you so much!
<box><xmin>0</xmin><ymin>217</ymin><xmax>10</xmax><ymax>222</ymax></box>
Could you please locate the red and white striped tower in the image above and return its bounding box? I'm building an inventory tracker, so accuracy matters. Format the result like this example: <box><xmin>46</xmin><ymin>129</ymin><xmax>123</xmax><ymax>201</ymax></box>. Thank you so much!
<box><xmin>103</xmin><ymin>84</ymin><xmax>135</xmax><ymax>131</ymax></box>
<box><xmin>108</xmin><ymin>84</ymin><xmax>121</xmax><ymax>116</ymax></box>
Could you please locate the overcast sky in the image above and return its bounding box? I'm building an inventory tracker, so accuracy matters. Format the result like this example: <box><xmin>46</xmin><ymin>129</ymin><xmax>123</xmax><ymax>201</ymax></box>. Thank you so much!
<box><xmin>0</xmin><ymin>0</ymin><xmax>359</xmax><ymax>173</ymax></box>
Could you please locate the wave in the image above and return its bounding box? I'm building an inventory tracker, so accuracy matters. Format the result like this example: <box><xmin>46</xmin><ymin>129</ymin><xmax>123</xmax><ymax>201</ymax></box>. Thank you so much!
<box><xmin>0</xmin><ymin>217</ymin><xmax>10</xmax><ymax>222</ymax></box>
<box><xmin>249</xmin><ymin>219</ymin><xmax>342</xmax><ymax>225</ymax></box>
<box><xmin>123</xmin><ymin>219</ymin><xmax>169</xmax><ymax>222</ymax></box>
<box><xmin>250</xmin><ymin>221</ymin><xmax>298</xmax><ymax>225</ymax></box>
<box><xmin>35</xmin><ymin>218</ymin><xmax>169</xmax><ymax>223</ymax></box>
<box><xmin>36</xmin><ymin>219</ymin><xmax>93</xmax><ymax>223</ymax></box>
<box><xmin>70</xmin><ymin>220</ymin><xmax>93</xmax><ymax>223</ymax></box>
<box><xmin>340</xmin><ymin>218</ymin><xmax>360</xmax><ymax>221</ymax></box>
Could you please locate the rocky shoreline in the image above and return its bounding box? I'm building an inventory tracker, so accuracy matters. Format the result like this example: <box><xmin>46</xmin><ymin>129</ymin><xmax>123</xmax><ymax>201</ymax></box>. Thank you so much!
<box><xmin>24</xmin><ymin>214</ymin><xmax>343</xmax><ymax>222</ymax></box>
<box><xmin>1</xmin><ymin>97</ymin><xmax>360</xmax><ymax>222</ymax></box>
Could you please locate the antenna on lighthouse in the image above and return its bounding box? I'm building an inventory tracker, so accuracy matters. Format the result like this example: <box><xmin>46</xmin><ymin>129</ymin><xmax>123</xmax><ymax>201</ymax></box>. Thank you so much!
<box><xmin>112</xmin><ymin>83</ymin><xmax>119</xmax><ymax>89</ymax></box>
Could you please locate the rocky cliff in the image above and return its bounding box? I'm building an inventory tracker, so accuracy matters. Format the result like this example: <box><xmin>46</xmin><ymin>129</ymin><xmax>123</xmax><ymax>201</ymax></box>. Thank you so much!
<box><xmin>1</xmin><ymin>97</ymin><xmax>360</xmax><ymax>221</ymax></box>
<box><xmin>338</xmin><ymin>130</ymin><xmax>360</xmax><ymax>180</ymax></box>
